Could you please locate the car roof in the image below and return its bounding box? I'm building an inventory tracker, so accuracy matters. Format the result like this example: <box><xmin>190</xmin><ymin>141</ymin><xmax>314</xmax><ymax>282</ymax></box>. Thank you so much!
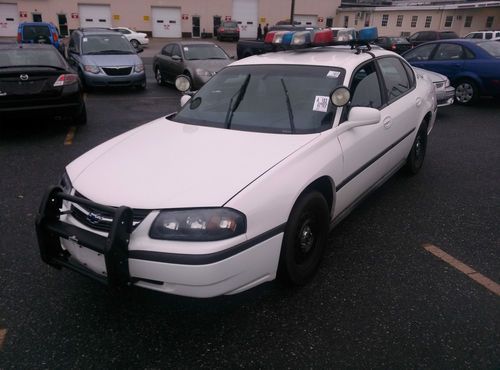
<box><xmin>177</xmin><ymin>41</ymin><xmax>219</xmax><ymax>46</ymax></box>
<box><xmin>231</xmin><ymin>46</ymin><xmax>394</xmax><ymax>69</ymax></box>
<box><xmin>0</xmin><ymin>43</ymin><xmax>57</xmax><ymax>51</ymax></box>
<box><xmin>78</xmin><ymin>29</ymin><xmax>121</xmax><ymax>36</ymax></box>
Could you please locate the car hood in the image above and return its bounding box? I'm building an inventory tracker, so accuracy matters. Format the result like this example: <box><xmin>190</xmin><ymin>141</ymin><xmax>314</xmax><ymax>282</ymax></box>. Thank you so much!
<box><xmin>413</xmin><ymin>67</ymin><xmax>447</xmax><ymax>83</ymax></box>
<box><xmin>186</xmin><ymin>59</ymin><xmax>231</xmax><ymax>73</ymax></box>
<box><xmin>67</xmin><ymin>117</ymin><xmax>319</xmax><ymax>209</ymax></box>
<box><xmin>82</xmin><ymin>54</ymin><xmax>142</xmax><ymax>67</ymax></box>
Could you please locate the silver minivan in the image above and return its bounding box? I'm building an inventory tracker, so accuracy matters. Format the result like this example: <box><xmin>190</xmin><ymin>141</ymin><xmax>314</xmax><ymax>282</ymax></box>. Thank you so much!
<box><xmin>67</xmin><ymin>29</ymin><xmax>146</xmax><ymax>90</ymax></box>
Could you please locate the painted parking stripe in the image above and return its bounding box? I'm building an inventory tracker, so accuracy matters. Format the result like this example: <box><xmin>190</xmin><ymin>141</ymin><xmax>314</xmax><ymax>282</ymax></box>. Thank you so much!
<box><xmin>423</xmin><ymin>244</ymin><xmax>500</xmax><ymax>297</ymax></box>
<box><xmin>0</xmin><ymin>328</ymin><xmax>7</xmax><ymax>350</ymax></box>
<box><xmin>64</xmin><ymin>126</ymin><xmax>77</xmax><ymax>146</ymax></box>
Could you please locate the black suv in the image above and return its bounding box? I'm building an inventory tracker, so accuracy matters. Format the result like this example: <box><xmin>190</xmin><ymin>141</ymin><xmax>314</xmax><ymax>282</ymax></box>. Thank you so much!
<box><xmin>407</xmin><ymin>31</ymin><xmax>459</xmax><ymax>47</ymax></box>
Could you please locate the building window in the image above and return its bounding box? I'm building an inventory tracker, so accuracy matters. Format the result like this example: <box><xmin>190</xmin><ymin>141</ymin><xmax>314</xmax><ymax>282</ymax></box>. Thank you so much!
<box><xmin>411</xmin><ymin>15</ymin><xmax>418</xmax><ymax>28</ymax></box>
<box><xmin>486</xmin><ymin>16</ymin><xmax>494</xmax><ymax>28</ymax></box>
<box><xmin>326</xmin><ymin>17</ymin><xmax>333</xmax><ymax>27</ymax></box>
<box><xmin>344</xmin><ymin>15</ymin><xmax>349</xmax><ymax>28</ymax></box>
<box><xmin>464</xmin><ymin>16</ymin><xmax>473</xmax><ymax>28</ymax></box>
<box><xmin>396</xmin><ymin>15</ymin><xmax>403</xmax><ymax>27</ymax></box>
<box><xmin>382</xmin><ymin>14</ymin><xmax>389</xmax><ymax>27</ymax></box>
<box><xmin>444</xmin><ymin>15</ymin><xmax>453</xmax><ymax>28</ymax></box>
<box><xmin>425</xmin><ymin>16</ymin><xmax>432</xmax><ymax>28</ymax></box>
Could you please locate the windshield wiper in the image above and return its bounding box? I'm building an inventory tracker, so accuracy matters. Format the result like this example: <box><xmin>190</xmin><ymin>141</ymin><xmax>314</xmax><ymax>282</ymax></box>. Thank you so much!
<box><xmin>280</xmin><ymin>78</ymin><xmax>295</xmax><ymax>133</ymax></box>
<box><xmin>224</xmin><ymin>74</ymin><xmax>251</xmax><ymax>129</ymax></box>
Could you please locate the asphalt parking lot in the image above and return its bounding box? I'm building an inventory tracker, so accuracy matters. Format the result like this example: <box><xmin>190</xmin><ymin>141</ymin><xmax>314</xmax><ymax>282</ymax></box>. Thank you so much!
<box><xmin>0</xmin><ymin>37</ymin><xmax>499</xmax><ymax>368</ymax></box>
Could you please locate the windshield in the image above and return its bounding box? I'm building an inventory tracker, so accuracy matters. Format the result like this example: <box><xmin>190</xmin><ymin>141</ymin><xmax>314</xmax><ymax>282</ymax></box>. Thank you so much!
<box><xmin>173</xmin><ymin>65</ymin><xmax>344</xmax><ymax>134</ymax></box>
<box><xmin>477</xmin><ymin>41</ymin><xmax>500</xmax><ymax>57</ymax></box>
<box><xmin>183</xmin><ymin>44</ymin><xmax>229</xmax><ymax>60</ymax></box>
<box><xmin>0</xmin><ymin>48</ymin><xmax>65</xmax><ymax>68</ymax></box>
<box><xmin>82</xmin><ymin>34</ymin><xmax>135</xmax><ymax>54</ymax></box>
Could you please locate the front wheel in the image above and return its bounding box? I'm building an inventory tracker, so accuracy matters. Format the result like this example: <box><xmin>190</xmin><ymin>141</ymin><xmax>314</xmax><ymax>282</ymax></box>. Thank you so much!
<box><xmin>277</xmin><ymin>191</ymin><xmax>330</xmax><ymax>286</ymax></box>
<box><xmin>130</xmin><ymin>39</ymin><xmax>140</xmax><ymax>49</ymax></box>
<box><xmin>405</xmin><ymin>121</ymin><xmax>428</xmax><ymax>175</ymax></box>
<box><xmin>455</xmin><ymin>79</ymin><xmax>478</xmax><ymax>105</ymax></box>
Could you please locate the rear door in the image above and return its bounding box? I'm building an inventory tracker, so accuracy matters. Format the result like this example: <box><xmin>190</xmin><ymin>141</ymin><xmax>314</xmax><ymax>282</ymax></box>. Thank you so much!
<box><xmin>422</xmin><ymin>42</ymin><xmax>467</xmax><ymax>80</ymax></box>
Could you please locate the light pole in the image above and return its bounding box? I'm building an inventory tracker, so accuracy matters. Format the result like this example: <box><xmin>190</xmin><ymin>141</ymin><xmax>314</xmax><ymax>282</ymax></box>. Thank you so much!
<box><xmin>290</xmin><ymin>0</ymin><xmax>295</xmax><ymax>24</ymax></box>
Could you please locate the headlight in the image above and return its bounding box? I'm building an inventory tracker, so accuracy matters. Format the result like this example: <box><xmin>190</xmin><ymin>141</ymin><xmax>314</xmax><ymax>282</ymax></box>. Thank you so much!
<box><xmin>195</xmin><ymin>68</ymin><xmax>212</xmax><ymax>77</ymax></box>
<box><xmin>84</xmin><ymin>65</ymin><xmax>100</xmax><ymax>74</ymax></box>
<box><xmin>134</xmin><ymin>64</ymin><xmax>144</xmax><ymax>73</ymax></box>
<box><xmin>150</xmin><ymin>208</ymin><xmax>246</xmax><ymax>241</ymax></box>
<box><xmin>444</xmin><ymin>79</ymin><xmax>450</xmax><ymax>88</ymax></box>
<box><xmin>60</xmin><ymin>171</ymin><xmax>72</xmax><ymax>193</ymax></box>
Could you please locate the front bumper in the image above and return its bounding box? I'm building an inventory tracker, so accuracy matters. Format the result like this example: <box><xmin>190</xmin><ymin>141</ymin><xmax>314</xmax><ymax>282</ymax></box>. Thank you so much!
<box><xmin>436</xmin><ymin>86</ymin><xmax>455</xmax><ymax>107</ymax></box>
<box><xmin>82</xmin><ymin>71</ymin><xmax>146</xmax><ymax>88</ymax></box>
<box><xmin>35</xmin><ymin>187</ymin><xmax>282</xmax><ymax>297</ymax></box>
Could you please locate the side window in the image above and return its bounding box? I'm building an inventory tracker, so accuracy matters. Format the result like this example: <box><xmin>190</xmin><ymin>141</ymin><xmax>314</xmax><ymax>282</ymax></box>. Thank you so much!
<box><xmin>378</xmin><ymin>57</ymin><xmax>411</xmax><ymax>102</ymax></box>
<box><xmin>350</xmin><ymin>62</ymin><xmax>382</xmax><ymax>109</ymax></box>
<box><xmin>403</xmin><ymin>43</ymin><xmax>436</xmax><ymax>62</ymax></box>
<box><xmin>401</xmin><ymin>60</ymin><xmax>416</xmax><ymax>87</ymax></box>
<box><xmin>69</xmin><ymin>34</ymin><xmax>80</xmax><ymax>53</ymax></box>
<box><xmin>472</xmin><ymin>33</ymin><xmax>483</xmax><ymax>39</ymax></box>
<box><xmin>485</xmin><ymin>32</ymin><xmax>493</xmax><ymax>40</ymax></box>
<box><xmin>172</xmin><ymin>45</ymin><xmax>181</xmax><ymax>58</ymax></box>
<box><xmin>162</xmin><ymin>44</ymin><xmax>173</xmax><ymax>56</ymax></box>
<box><xmin>433</xmin><ymin>43</ymin><xmax>463</xmax><ymax>60</ymax></box>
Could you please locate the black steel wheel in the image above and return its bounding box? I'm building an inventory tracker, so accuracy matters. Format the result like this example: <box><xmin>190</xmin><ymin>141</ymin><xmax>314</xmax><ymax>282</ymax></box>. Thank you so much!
<box><xmin>278</xmin><ymin>191</ymin><xmax>329</xmax><ymax>286</ymax></box>
<box><xmin>405</xmin><ymin>121</ymin><xmax>428</xmax><ymax>175</ymax></box>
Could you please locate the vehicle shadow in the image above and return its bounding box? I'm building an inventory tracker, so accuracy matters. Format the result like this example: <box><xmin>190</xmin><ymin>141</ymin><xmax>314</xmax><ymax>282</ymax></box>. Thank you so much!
<box><xmin>0</xmin><ymin>117</ymin><xmax>73</xmax><ymax>142</ymax></box>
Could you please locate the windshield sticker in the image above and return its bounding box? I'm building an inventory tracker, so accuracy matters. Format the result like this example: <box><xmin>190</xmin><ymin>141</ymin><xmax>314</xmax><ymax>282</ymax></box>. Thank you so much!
<box><xmin>313</xmin><ymin>96</ymin><xmax>329</xmax><ymax>112</ymax></box>
<box><xmin>183</xmin><ymin>47</ymin><xmax>189</xmax><ymax>51</ymax></box>
<box><xmin>83</xmin><ymin>37</ymin><xmax>88</xmax><ymax>42</ymax></box>
<box><xmin>327</xmin><ymin>70</ymin><xmax>340</xmax><ymax>78</ymax></box>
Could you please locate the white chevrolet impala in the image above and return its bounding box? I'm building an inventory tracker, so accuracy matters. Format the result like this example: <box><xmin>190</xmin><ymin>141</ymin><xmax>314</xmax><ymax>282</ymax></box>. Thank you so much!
<box><xmin>36</xmin><ymin>30</ymin><xmax>437</xmax><ymax>298</ymax></box>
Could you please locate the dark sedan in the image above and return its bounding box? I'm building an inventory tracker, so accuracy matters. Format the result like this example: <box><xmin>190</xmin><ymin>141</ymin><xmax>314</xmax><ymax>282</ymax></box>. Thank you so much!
<box><xmin>153</xmin><ymin>41</ymin><xmax>232</xmax><ymax>90</ymax></box>
<box><xmin>0</xmin><ymin>43</ymin><xmax>86</xmax><ymax>124</ymax></box>
<box><xmin>374</xmin><ymin>36</ymin><xmax>411</xmax><ymax>54</ymax></box>
<box><xmin>402</xmin><ymin>39</ymin><xmax>500</xmax><ymax>105</ymax></box>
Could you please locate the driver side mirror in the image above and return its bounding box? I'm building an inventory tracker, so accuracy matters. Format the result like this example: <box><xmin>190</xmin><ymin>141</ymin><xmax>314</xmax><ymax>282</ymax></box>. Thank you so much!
<box><xmin>336</xmin><ymin>107</ymin><xmax>381</xmax><ymax>135</ymax></box>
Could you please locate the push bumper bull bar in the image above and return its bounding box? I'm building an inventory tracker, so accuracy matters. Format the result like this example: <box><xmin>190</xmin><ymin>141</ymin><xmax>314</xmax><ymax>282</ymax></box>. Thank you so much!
<box><xmin>35</xmin><ymin>186</ymin><xmax>134</xmax><ymax>287</ymax></box>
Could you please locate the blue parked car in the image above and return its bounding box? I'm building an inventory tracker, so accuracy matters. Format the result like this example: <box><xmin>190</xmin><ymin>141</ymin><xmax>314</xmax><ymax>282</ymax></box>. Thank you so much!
<box><xmin>402</xmin><ymin>39</ymin><xmax>500</xmax><ymax>105</ymax></box>
<box><xmin>17</xmin><ymin>22</ymin><xmax>62</xmax><ymax>52</ymax></box>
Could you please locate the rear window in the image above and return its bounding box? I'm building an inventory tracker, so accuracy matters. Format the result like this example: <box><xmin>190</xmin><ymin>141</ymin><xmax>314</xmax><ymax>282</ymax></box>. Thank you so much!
<box><xmin>440</xmin><ymin>32</ymin><xmax>458</xmax><ymax>39</ymax></box>
<box><xmin>0</xmin><ymin>48</ymin><xmax>65</xmax><ymax>68</ymax></box>
<box><xmin>222</xmin><ymin>22</ymin><xmax>238</xmax><ymax>28</ymax></box>
<box><xmin>22</xmin><ymin>25</ymin><xmax>51</xmax><ymax>42</ymax></box>
<box><xmin>477</xmin><ymin>41</ymin><xmax>500</xmax><ymax>57</ymax></box>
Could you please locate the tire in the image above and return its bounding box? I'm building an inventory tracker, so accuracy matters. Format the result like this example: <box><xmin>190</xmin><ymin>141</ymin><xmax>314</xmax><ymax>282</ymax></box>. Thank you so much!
<box><xmin>74</xmin><ymin>103</ymin><xmax>87</xmax><ymax>125</ymax></box>
<box><xmin>277</xmin><ymin>191</ymin><xmax>330</xmax><ymax>286</ymax></box>
<box><xmin>155</xmin><ymin>66</ymin><xmax>166</xmax><ymax>86</ymax></box>
<box><xmin>405</xmin><ymin>121</ymin><xmax>428</xmax><ymax>175</ymax></box>
<box><xmin>137</xmin><ymin>78</ymin><xmax>147</xmax><ymax>91</ymax></box>
<box><xmin>454</xmin><ymin>79</ymin><xmax>478</xmax><ymax>105</ymax></box>
<box><xmin>130</xmin><ymin>39</ymin><xmax>140</xmax><ymax>49</ymax></box>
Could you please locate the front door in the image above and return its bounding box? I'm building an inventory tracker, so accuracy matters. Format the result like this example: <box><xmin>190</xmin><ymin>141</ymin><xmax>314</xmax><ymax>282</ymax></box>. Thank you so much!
<box><xmin>213</xmin><ymin>16</ymin><xmax>221</xmax><ymax>36</ymax></box>
<box><xmin>192</xmin><ymin>16</ymin><xmax>200</xmax><ymax>38</ymax></box>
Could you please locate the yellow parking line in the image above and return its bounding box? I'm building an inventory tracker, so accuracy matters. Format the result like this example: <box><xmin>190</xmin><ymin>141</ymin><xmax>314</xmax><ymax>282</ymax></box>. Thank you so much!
<box><xmin>0</xmin><ymin>328</ymin><xmax>7</xmax><ymax>350</ymax></box>
<box><xmin>64</xmin><ymin>126</ymin><xmax>77</xmax><ymax>146</ymax></box>
<box><xmin>423</xmin><ymin>244</ymin><xmax>500</xmax><ymax>296</ymax></box>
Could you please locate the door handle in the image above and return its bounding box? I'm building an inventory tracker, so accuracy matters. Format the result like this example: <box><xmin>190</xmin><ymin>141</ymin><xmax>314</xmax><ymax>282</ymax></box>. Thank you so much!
<box><xmin>383</xmin><ymin>117</ymin><xmax>392</xmax><ymax>129</ymax></box>
<box><xmin>416</xmin><ymin>97</ymin><xmax>422</xmax><ymax>107</ymax></box>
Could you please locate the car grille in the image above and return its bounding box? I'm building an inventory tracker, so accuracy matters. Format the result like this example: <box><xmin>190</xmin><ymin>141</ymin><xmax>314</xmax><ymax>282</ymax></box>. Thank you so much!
<box><xmin>70</xmin><ymin>191</ymin><xmax>150</xmax><ymax>232</ymax></box>
<box><xmin>102</xmin><ymin>67</ymin><xmax>132</xmax><ymax>76</ymax></box>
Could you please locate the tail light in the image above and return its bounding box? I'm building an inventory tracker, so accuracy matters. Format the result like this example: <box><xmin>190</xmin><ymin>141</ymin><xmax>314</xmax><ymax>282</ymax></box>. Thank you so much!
<box><xmin>236</xmin><ymin>28</ymin><xmax>240</xmax><ymax>33</ymax></box>
<box><xmin>391</xmin><ymin>43</ymin><xmax>397</xmax><ymax>50</ymax></box>
<box><xmin>219</xmin><ymin>27</ymin><xmax>224</xmax><ymax>32</ymax></box>
<box><xmin>54</xmin><ymin>74</ymin><xmax>79</xmax><ymax>87</ymax></box>
<box><xmin>52</xmin><ymin>32</ymin><xmax>58</xmax><ymax>42</ymax></box>
<box><xmin>17</xmin><ymin>32</ymin><xmax>22</xmax><ymax>43</ymax></box>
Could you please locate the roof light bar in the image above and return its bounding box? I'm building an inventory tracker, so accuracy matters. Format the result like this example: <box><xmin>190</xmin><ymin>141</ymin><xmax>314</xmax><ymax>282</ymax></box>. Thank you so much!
<box><xmin>262</xmin><ymin>27</ymin><xmax>379</xmax><ymax>50</ymax></box>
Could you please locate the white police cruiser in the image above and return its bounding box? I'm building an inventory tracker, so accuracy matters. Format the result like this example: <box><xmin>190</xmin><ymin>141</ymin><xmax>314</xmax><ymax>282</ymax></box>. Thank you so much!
<box><xmin>36</xmin><ymin>28</ymin><xmax>437</xmax><ymax>298</ymax></box>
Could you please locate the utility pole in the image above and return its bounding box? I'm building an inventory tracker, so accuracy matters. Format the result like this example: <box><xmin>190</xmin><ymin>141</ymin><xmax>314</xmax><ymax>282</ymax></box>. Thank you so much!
<box><xmin>290</xmin><ymin>0</ymin><xmax>295</xmax><ymax>24</ymax></box>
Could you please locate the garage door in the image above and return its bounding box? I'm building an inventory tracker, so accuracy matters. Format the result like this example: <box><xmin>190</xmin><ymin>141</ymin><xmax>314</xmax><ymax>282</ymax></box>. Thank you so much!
<box><xmin>232</xmin><ymin>0</ymin><xmax>258</xmax><ymax>39</ymax></box>
<box><xmin>151</xmin><ymin>7</ymin><xmax>181</xmax><ymax>38</ymax></box>
<box><xmin>0</xmin><ymin>4</ymin><xmax>19</xmax><ymax>37</ymax></box>
<box><xmin>294</xmin><ymin>15</ymin><xmax>318</xmax><ymax>27</ymax></box>
<box><xmin>79</xmin><ymin>4</ymin><xmax>111</xmax><ymax>28</ymax></box>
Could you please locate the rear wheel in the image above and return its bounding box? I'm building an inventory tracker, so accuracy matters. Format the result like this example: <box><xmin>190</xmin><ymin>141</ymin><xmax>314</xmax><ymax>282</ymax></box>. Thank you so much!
<box><xmin>455</xmin><ymin>79</ymin><xmax>478</xmax><ymax>105</ymax></box>
<box><xmin>277</xmin><ymin>191</ymin><xmax>329</xmax><ymax>286</ymax></box>
<box><xmin>74</xmin><ymin>103</ymin><xmax>87</xmax><ymax>125</ymax></box>
<box><xmin>405</xmin><ymin>121</ymin><xmax>428</xmax><ymax>175</ymax></box>
<box><xmin>155</xmin><ymin>66</ymin><xmax>166</xmax><ymax>86</ymax></box>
